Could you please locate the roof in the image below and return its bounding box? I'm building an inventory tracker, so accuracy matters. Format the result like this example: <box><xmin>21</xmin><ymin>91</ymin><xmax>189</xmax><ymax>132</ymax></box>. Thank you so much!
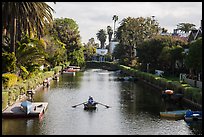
<box><xmin>96</xmin><ymin>48</ymin><xmax>108</xmax><ymax>55</ymax></box>
<box><xmin>188</xmin><ymin>28</ymin><xmax>202</xmax><ymax>42</ymax></box>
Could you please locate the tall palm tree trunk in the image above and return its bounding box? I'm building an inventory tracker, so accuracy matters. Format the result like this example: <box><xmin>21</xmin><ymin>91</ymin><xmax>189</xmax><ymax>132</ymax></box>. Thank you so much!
<box><xmin>17</xmin><ymin>19</ymin><xmax>22</xmax><ymax>41</ymax></box>
<box><xmin>2</xmin><ymin>28</ymin><xmax>7</xmax><ymax>44</ymax></box>
<box><xmin>10</xmin><ymin>17</ymin><xmax>17</xmax><ymax>53</ymax></box>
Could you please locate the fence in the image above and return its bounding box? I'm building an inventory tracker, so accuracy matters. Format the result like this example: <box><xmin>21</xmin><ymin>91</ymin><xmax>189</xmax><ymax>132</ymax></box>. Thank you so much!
<box><xmin>180</xmin><ymin>73</ymin><xmax>202</xmax><ymax>89</ymax></box>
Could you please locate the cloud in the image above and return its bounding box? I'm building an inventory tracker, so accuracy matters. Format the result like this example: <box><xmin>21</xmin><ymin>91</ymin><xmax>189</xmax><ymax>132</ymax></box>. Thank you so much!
<box><xmin>46</xmin><ymin>2</ymin><xmax>202</xmax><ymax>44</ymax></box>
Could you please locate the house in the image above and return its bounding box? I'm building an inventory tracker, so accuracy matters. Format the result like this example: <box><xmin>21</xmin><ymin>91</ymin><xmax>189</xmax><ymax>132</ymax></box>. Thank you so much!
<box><xmin>92</xmin><ymin>48</ymin><xmax>108</xmax><ymax>62</ymax></box>
<box><xmin>188</xmin><ymin>20</ymin><xmax>202</xmax><ymax>43</ymax></box>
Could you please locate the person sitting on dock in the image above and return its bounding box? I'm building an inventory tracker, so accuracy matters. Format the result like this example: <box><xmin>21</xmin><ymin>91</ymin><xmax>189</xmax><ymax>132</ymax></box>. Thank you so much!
<box><xmin>88</xmin><ymin>96</ymin><xmax>94</xmax><ymax>105</ymax></box>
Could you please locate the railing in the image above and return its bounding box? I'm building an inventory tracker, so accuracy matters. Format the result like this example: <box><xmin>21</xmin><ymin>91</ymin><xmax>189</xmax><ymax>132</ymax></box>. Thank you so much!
<box><xmin>183</xmin><ymin>78</ymin><xmax>202</xmax><ymax>89</ymax></box>
<box><xmin>180</xmin><ymin>73</ymin><xmax>202</xmax><ymax>89</ymax></box>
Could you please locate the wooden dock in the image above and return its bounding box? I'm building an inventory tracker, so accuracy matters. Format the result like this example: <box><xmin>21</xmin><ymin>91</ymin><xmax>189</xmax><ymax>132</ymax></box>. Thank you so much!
<box><xmin>2</xmin><ymin>102</ymin><xmax>48</xmax><ymax>118</ymax></box>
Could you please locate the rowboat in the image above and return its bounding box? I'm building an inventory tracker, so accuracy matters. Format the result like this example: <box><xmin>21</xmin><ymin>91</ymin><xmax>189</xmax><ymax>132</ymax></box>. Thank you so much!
<box><xmin>160</xmin><ymin>109</ymin><xmax>190</xmax><ymax>119</ymax></box>
<box><xmin>64</xmin><ymin>67</ymin><xmax>80</xmax><ymax>72</ymax></box>
<box><xmin>68</xmin><ymin>66</ymin><xmax>80</xmax><ymax>71</ymax></box>
<box><xmin>184</xmin><ymin>110</ymin><xmax>202</xmax><ymax>122</ymax></box>
<box><xmin>83</xmin><ymin>103</ymin><xmax>97</xmax><ymax>110</ymax></box>
<box><xmin>69</xmin><ymin>66</ymin><xmax>80</xmax><ymax>69</ymax></box>
<box><xmin>20</xmin><ymin>100</ymin><xmax>32</xmax><ymax>115</ymax></box>
<box><xmin>63</xmin><ymin>71</ymin><xmax>76</xmax><ymax>76</ymax></box>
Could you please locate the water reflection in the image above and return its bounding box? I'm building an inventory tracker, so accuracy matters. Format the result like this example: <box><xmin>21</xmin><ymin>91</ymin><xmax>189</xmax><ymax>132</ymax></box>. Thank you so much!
<box><xmin>119</xmin><ymin>81</ymin><xmax>162</xmax><ymax>115</ymax></box>
<box><xmin>2</xmin><ymin>69</ymin><xmax>202</xmax><ymax>135</ymax></box>
<box><xmin>2</xmin><ymin>118</ymin><xmax>40</xmax><ymax>135</ymax></box>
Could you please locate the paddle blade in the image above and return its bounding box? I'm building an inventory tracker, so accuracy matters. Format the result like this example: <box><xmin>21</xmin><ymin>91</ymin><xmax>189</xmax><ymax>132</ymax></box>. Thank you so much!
<box><xmin>105</xmin><ymin>105</ymin><xmax>110</xmax><ymax>108</ymax></box>
<box><xmin>71</xmin><ymin>101</ymin><xmax>87</xmax><ymax>108</ymax></box>
<box><xmin>96</xmin><ymin>102</ymin><xmax>110</xmax><ymax>108</ymax></box>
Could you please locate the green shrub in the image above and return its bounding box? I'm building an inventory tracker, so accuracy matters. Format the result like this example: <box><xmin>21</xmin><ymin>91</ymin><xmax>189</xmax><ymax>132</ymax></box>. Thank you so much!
<box><xmin>8</xmin><ymin>91</ymin><xmax>15</xmax><ymax>106</ymax></box>
<box><xmin>2</xmin><ymin>73</ymin><xmax>18</xmax><ymax>88</ymax></box>
<box><xmin>184</xmin><ymin>87</ymin><xmax>202</xmax><ymax>104</ymax></box>
<box><xmin>2</xmin><ymin>52</ymin><xmax>16</xmax><ymax>73</ymax></box>
<box><xmin>171</xmin><ymin>81</ymin><xmax>182</xmax><ymax>92</ymax></box>
<box><xmin>2</xmin><ymin>69</ymin><xmax>57</xmax><ymax>107</ymax></box>
<box><xmin>156</xmin><ymin>77</ymin><xmax>167</xmax><ymax>88</ymax></box>
<box><xmin>17</xmin><ymin>76</ymin><xmax>23</xmax><ymax>83</ymax></box>
<box><xmin>191</xmin><ymin>91</ymin><xmax>202</xmax><ymax>104</ymax></box>
<box><xmin>181</xmin><ymin>83</ymin><xmax>191</xmax><ymax>88</ymax></box>
<box><xmin>27</xmin><ymin>72</ymin><xmax>36</xmax><ymax>79</ymax></box>
<box><xmin>2</xmin><ymin>91</ymin><xmax>9</xmax><ymax>110</ymax></box>
<box><xmin>183</xmin><ymin>87</ymin><xmax>200</xmax><ymax>101</ymax></box>
<box><xmin>20</xmin><ymin>66</ymin><xmax>29</xmax><ymax>80</ymax></box>
<box><xmin>43</xmin><ymin>67</ymin><xmax>49</xmax><ymax>72</ymax></box>
<box><xmin>53</xmin><ymin>66</ymin><xmax>62</xmax><ymax>74</ymax></box>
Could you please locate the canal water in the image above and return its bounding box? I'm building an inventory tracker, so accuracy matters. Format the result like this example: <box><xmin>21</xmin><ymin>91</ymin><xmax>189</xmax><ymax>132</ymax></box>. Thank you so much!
<box><xmin>2</xmin><ymin>69</ymin><xmax>202</xmax><ymax>135</ymax></box>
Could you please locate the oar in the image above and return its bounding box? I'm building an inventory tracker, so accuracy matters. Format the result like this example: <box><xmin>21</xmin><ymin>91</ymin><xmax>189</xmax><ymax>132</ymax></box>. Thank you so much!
<box><xmin>96</xmin><ymin>102</ymin><xmax>110</xmax><ymax>108</ymax></box>
<box><xmin>72</xmin><ymin>101</ymin><xmax>87</xmax><ymax>108</ymax></box>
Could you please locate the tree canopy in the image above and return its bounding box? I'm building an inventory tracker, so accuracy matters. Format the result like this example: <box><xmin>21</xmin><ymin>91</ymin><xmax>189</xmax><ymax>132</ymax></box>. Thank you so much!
<box><xmin>96</xmin><ymin>29</ymin><xmax>107</xmax><ymax>49</ymax></box>
<box><xmin>185</xmin><ymin>37</ymin><xmax>202</xmax><ymax>75</ymax></box>
<box><xmin>2</xmin><ymin>2</ymin><xmax>55</xmax><ymax>53</ymax></box>
<box><xmin>114</xmin><ymin>16</ymin><xmax>160</xmax><ymax>66</ymax></box>
<box><xmin>135</xmin><ymin>35</ymin><xmax>187</xmax><ymax>74</ymax></box>
<box><xmin>176</xmin><ymin>23</ymin><xmax>196</xmax><ymax>33</ymax></box>
<box><xmin>48</xmin><ymin>18</ymin><xmax>84</xmax><ymax>66</ymax></box>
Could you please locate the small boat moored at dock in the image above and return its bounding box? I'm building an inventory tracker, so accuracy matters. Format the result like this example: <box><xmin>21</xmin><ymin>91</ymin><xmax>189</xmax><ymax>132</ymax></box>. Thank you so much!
<box><xmin>160</xmin><ymin>109</ymin><xmax>190</xmax><ymax>119</ymax></box>
<box><xmin>21</xmin><ymin>100</ymin><xmax>32</xmax><ymax>114</ymax></box>
<box><xmin>68</xmin><ymin>66</ymin><xmax>80</xmax><ymax>71</ymax></box>
<box><xmin>63</xmin><ymin>71</ymin><xmax>76</xmax><ymax>76</ymax></box>
<box><xmin>184</xmin><ymin>110</ymin><xmax>202</xmax><ymax>122</ymax></box>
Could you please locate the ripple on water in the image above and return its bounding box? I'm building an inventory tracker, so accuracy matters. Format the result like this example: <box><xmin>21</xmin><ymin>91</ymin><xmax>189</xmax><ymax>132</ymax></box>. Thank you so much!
<box><xmin>2</xmin><ymin>69</ymin><xmax>201</xmax><ymax>135</ymax></box>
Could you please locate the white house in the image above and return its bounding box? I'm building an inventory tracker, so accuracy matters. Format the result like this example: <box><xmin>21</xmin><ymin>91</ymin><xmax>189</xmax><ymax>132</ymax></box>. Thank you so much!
<box><xmin>96</xmin><ymin>48</ymin><xmax>108</xmax><ymax>55</ymax></box>
<box><xmin>95</xmin><ymin>48</ymin><xmax>108</xmax><ymax>62</ymax></box>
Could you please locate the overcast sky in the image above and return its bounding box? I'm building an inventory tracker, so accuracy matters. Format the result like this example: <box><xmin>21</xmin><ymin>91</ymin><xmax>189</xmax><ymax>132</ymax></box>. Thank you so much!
<box><xmin>46</xmin><ymin>2</ymin><xmax>202</xmax><ymax>44</ymax></box>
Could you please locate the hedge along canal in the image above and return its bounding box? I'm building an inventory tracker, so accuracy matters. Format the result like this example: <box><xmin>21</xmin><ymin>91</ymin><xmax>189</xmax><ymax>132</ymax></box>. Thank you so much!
<box><xmin>86</xmin><ymin>61</ymin><xmax>202</xmax><ymax>110</ymax></box>
<box><xmin>2</xmin><ymin>66</ymin><xmax>64</xmax><ymax>111</ymax></box>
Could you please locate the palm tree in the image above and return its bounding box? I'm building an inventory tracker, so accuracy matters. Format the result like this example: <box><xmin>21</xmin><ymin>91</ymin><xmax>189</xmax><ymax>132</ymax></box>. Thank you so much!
<box><xmin>107</xmin><ymin>26</ymin><xmax>113</xmax><ymax>43</ymax></box>
<box><xmin>96</xmin><ymin>29</ymin><xmax>107</xmax><ymax>49</ymax></box>
<box><xmin>2</xmin><ymin>2</ymin><xmax>54</xmax><ymax>54</ymax></box>
<box><xmin>15</xmin><ymin>35</ymin><xmax>47</xmax><ymax>73</ymax></box>
<box><xmin>112</xmin><ymin>15</ymin><xmax>118</xmax><ymax>39</ymax></box>
<box><xmin>161</xmin><ymin>27</ymin><xmax>168</xmax><ymax>33</ymax></box>
<box><xmin>176</xmin><ymin>23</ymin><xmax>196</xmax><ymax>33</ymax></box>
